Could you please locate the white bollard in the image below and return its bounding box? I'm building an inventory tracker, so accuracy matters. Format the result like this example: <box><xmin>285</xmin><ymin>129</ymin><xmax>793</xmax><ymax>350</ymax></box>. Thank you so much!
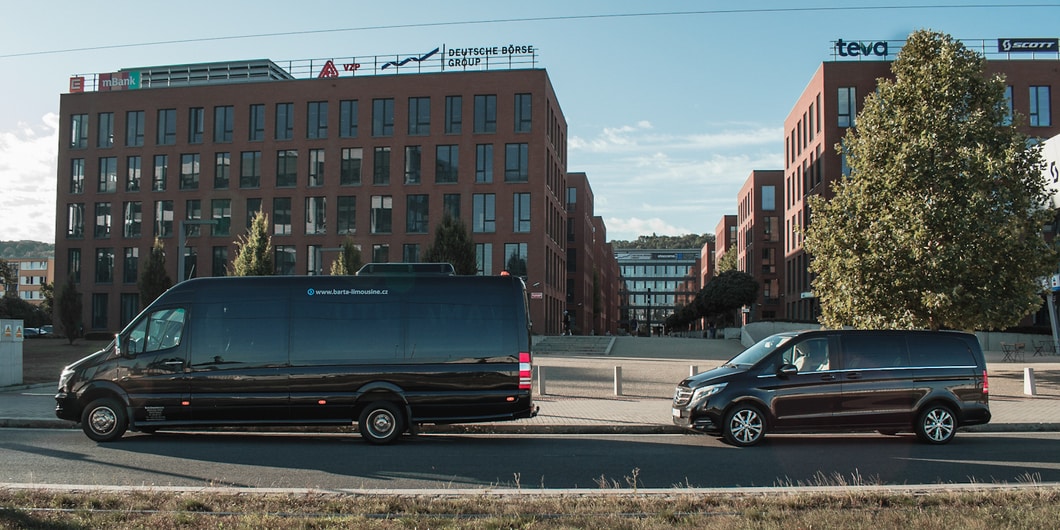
<box><xmin>614</xmin><ymin>366</ymin><xmax>623</xmax><ymax>396</ymax></box>
<box><xmin>537</xmin><ymin>366</ymin><xmax>547</xmax><ymax>396</ymax></box>
<box><xmin>690</xmin><ymin>365</ymin><xmax>698</xmax><ymax>377</ymax></box>
<box><xmin>1024</xmin><ymin>367</ymin><xmax>1037</xmax><ymax>396</ymax></box>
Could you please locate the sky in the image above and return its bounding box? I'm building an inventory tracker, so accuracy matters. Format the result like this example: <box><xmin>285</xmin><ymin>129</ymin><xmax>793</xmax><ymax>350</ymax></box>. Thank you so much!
<box><xmin>1</xmin><ymin>1</ymin><xmax>1058</xmax><ymax>243</ymax></box>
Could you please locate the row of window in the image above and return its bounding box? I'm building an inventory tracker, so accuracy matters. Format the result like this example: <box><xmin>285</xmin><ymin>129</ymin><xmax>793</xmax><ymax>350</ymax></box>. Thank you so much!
<box><xmin>66</xmin><ymin>192</ymin><xmax>534</xmax><ymax>240</ymax></box>
<box><xmin>67</xmin><ymin>143</ymin><xmax>530</xmax><ymax>194</ymax></box>
<box><xmin>69</xmin><ymin>94</ymin><xmax>533</xmax><ymax>149</ymax></box>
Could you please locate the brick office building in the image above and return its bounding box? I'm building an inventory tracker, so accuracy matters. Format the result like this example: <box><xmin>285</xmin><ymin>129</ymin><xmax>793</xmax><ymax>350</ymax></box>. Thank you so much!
<box><xmin>55</xmin><ymin>53</ymin><xmax>577</xmax><ymax>334</ymax></box>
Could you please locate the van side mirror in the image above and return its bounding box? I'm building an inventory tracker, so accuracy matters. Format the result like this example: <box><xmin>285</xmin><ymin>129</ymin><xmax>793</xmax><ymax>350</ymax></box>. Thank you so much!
<box><xmin>778</xmin><ymin>364</ymin><xmax>798</xmax><ymax>378</ymax></box>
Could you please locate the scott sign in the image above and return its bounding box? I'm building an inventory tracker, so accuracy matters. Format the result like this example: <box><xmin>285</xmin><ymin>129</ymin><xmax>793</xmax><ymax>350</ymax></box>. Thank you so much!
<box><xmin>998</xmin><ymin>38</ymin><xmax>1059</xmax><ymax>52</ymax></box>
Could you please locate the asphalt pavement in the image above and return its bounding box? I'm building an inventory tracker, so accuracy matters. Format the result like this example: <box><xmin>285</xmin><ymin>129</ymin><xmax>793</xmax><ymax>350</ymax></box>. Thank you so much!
<box><xmin>2</xmin><ymin>337</ymin><xmax>1058</xmax><ymax>434</ymax></box>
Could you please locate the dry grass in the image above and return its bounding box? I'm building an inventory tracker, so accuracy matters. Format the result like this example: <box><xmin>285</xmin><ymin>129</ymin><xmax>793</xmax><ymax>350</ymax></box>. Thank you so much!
<box><xmin>19</xmin><ymin>338</ymin><xmax>109</xmax><ymax>385</ymax></box>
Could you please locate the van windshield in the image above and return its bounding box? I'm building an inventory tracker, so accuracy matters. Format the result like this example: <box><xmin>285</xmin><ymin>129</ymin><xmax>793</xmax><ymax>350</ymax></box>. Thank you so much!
<box><xmin>725</xmin><ymin>334</ymin><xmax>795</xmax><ymax>367</ymax></box>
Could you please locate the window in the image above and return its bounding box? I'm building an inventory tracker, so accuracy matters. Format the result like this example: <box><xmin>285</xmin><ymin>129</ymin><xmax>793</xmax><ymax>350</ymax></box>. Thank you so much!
<box><xmin>97</xmin><ymin>112</ymin><xmax>113</xmax><ymax>148</ymax></box>
<box><xmin>125</xmin><ymin>111</ymin><xmax>144</xmax><ymax>147</ymax></box>
<box><xmin>406</xmin><ymin>194</ymin><xmax>429</xmax><ymax>233</ymax></box>
<box><xmin>337</xmin><ymin>196</ymin><xmax>356</xmax><ymax>235</ymax></box>
<box><xmin>98</xmin><ymin>157</ymin><xmax>117</xmax><ymax>193</ymax></box>
<box><xmin>473</xmin><ymin>193</ymin><xmax>496</xmax><ymax>233</ymax></box>
<box><xmin>246</xmin><ymin>199</ymin><xmax>262</xmax><ymax>228</ymax></box>
<box><xmin>67</xmin><ymin>203</ymin><xmax>85</xmax><ymax>238</ymax></box>
<box><xmin>189</xmin><ymin>107</ymin><xmax>204</xmax><ymax>143</ymax></box>
<box><xmin>240</xmin><ymin>151</ymin><xmax>261</xmax><ymax>188</ymax></box>
<box><xmin>211</xmin><ymin>246</ymin><xmax>228</xmax><ymax>277</ymax></box>
<box><xmin>474</xmin><ymin>94</ymin><xmax>497</xmax><ymax>133</ymax></box>
<box><xmin>249</xmin><ymin>104</ymin><xmax>265</xmax><ymax>141</ymax></box>
<box><xmin>179</xmin><ymin>153</ymin><xmax>200</xmax><ymax>190</ymax></box>
<box><xmin>275</xmin><ymin>102</ymin><xmax>293</xmax><ymax>140</ymax></box>
<box><xmin>372</xmin><ymin>244</ymin><xmax>389</xmax><ymax>263</ymax></box>
<box><xmin>184</xmin><ymin>200</ymin><xmax>202</xmax><ymax>237</ymax></box>
<box><xmin>762</xmin><ymin>185</ymin><xmax>776</xmax><ymax>211</ymax></box>
<box><xmin>211</xmin><ymin>199</ymin><xmax>231</xmax><ymax>237</ymax></box>
<box><xmin>372</xmin><ymin>98</ymin><xmax>394</xmax><ymax>136</ymax></box>
<box><xmin>157</xmin><ymin>109</ymin><xmax>176</xmax><ymax>145</ymax></box>
<box><xmin>70</xmin><ymin>159</ymin><xmax>85</xmax><ymax>194</ymax></box>
<box><xmin>214</xmin><ymin>106</ymin><xmax>234</xmax><ymax>143</ymax></box>
<box><xmin>273</xmin><ymin>197</ymin><xmax>292</xmax><ymax>235</ymax></box>
<box><xmin>68</xmin><ymin>248</ymin><xmax>82</xmax><ymax>283</ymax></box>
<box><xmin>214</xmin><ymin>152</ymin><xmax>230</xmax><ymax>189</ymax></box>
<box><xmin>70</xmin><ymin>113</ymin><xmax>89</xmax><ymax>149</ymax></box>
<box><xmin>373</xmin><ymin>146</ymin><xmax>391</xmax><ymax>184</ymax></box>
<box><xmin>445</xmin><ymin>95</ymin><xmax>462</xmax><ymax>133</ymax></box>
<box><xmin>307</xmin><ymin>101</ymin><xmax>328</xmax><ymax>139</ymax></box>
<box><xmin>404</xmin><ymin>146</ymin><xmax>422</xmax><ymax>184</ymax></box>
<box><xmin>308</xmin><ymin>149</ymin><xmax>325</xmax><ymax>187</ymax></box>
<box><xmin>762</xmin><ymin>248</ymin><xmax>776</xmax><ymax>274</ymax></box>
<box><xmin>1030</xmin><ymin>86</ymin><xmax>1052</xmax><ymax>127</ymax></box>
<box><xmin>154</xmin><ymin>200</ymin><xmax>173</xmax><ymax>237</ymax></box>
<box><xmin>566</xmin><ymin>186</ymin><xmax>576</xmax><ymax>211</ymax></box>
<box><xmin>123</xmin><ymin>201</ymin><xmax>142</xmax><ymax>238</ymax></box>
<box><xmin>341</xmin><ymin>147</ymin><xmax>362</xmax><ymax>185</ymax></box>
<box><xmin>838</xmin><ymin>87</ymin><xmax>856</xmax><ymax>127</ymax></box>
<box><xmin>276</xmin><ymin>150</ymin><xmax>298</xmax><ymax>187</ymax></box>
<box><xmin>371</xmin><ymin>195</ymin><xmax>393</xmax><ymax>234</ymax></box>
<box><xmin>504</xmin><ymin>143</ymin><xmax>529</xmax><ymax>182</ymax></box>
<box><xmin>339</xmin><ymin>100</ymin><xmax>358</xmax><ymax>138</ymax></box>
<box><xmin>403</xmin><ymin>244</ymin><xmax>420</xmax><ymax>263</ymax></box>
<box><xmin>274</xmin><ymin>246</ymin><xmax>296</xmax><ymax>275</ymax></box>
<box><xmin>91</xmin><ymin>293</ymin><xmax>108</xmax><ymax>330</ymax></box>
<box><xmin>305</xmin><ymin>196</ymin><xmax>326</xmax><ymax>235</ymax></box>
<box><xmin>125</xmin><ymin>156</ymin><xmax>141</xmax><ymax>192</ymax></box>
<box><xmin>514</xmin><ymin>93</ymin><xmax>532</xmax><ymax>132</ymax></box>
<box><xmin>152</xmin><ymin>154</ymin><xmax>167</xmax><ymax>191</ymax></box>
<box><xmin>443</xmin><ymin>193</ymin><xmax>460</xmax><ymax>219</ymax></box>
<box><xmin>476</xmin><ymin>243</ymin><xmax>493</xmax><ymax>275</ymax></box>
<box><xmin>123</xmin><ymin>248</ymin><xmax>138</xmax><ymax>284</ymax></box>
<box><xmin>504</xmin><ymin>243</ymin><xmax>528</xmax><ymax>277</ymax></box>
<box><xmin>475</xmin><ymin>144</ymin><xmax>494</xmax><ymax>183</ymax></box>
<box><xmin>436</xmin><ymin>145</ymin><xmax>458</xmax><ymax>183</ymax></box>
<box><xmin>94</xmin><ymin>202</ymin><xmax>111</xmax><ymax>238</ymax></box>
<box><xmin>513</xmin><ymin>192</ymin><xmax>531</xmax><ymax>233</ymax></box>
<box><xmin>408</xmin><ymin>97</ymin><xmax>430</xmax><ymax>135</ymax></box>
<box><xmin>190</xmin><ymin>302</ymin><xmax>284</xmax><ymax>367</ymax></box>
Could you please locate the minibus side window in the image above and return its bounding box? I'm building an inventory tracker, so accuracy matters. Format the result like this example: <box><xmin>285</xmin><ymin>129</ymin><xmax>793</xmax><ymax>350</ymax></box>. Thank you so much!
<box><xmin>126</xmin><ymin>308</ymin><xmax>186</xmax><ymax>355</ymax></box>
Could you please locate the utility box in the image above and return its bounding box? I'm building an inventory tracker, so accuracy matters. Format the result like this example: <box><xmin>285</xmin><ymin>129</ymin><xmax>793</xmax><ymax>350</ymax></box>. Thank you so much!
<box><xmin>0</xmin><ymin>319</ymin><xmax>25</xmax><ymax>387</ymax></box>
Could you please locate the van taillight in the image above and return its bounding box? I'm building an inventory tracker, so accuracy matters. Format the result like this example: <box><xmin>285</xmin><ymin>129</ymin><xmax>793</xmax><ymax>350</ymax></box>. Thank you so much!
<box><xmin>519</xmin><ymin>352</ymin><xmax>532</xmax><ymax>390</ymax></box>
<box><xmin>982</xmin><ymin>370</ymin><xmax>989</xmax><ymax>394</ymax></box>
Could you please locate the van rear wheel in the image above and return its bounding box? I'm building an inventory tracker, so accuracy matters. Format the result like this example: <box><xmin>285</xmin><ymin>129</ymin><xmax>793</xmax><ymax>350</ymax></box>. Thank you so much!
<box><xmin>81</xmin><ymin>398</ymin><xmax>128</xmax><ymax>442</ymax></box>
<box><xmin>915</xmin><ymin>405</ymin><xmax>956</xmax><ymax>444</ymax></box>
<box><xmin>358</xmin><ymin>402</ymin><xmax>405</xmax><ymax>445</ymax></box>
<box><xmin>722</xmin><ymin>404</ymin><xmax>766</xmax><ymax>447</ymax></box>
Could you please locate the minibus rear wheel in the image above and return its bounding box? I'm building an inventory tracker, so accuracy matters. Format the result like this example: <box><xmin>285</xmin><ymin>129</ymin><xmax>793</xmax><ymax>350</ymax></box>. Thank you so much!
<box><xmin>81</xmin><ymin>397</ymin><xmax>128</xmax><ymax>442</ymax></box>
<box><xmin>358</xmin><ymin>401</ymin><xmax>405</xmax><ymax>445</ymax></box>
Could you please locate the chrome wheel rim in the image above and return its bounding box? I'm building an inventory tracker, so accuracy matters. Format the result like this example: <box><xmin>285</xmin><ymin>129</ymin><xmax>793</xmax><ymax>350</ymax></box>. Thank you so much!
<box><xmin>730</xmin><ymin>408</ymin><xmax>763</xmax><ymax>444</ymax></box>
<box><xmin>89</xmin><ymin>407</ymin><xmax>117</xmax><ymax>435</ymax></box>
<box><xmin>923</xmin><ymin>408</ymin><xmax>954</xmax><ymax>442</ymax></box>
<box><xmin>367</xmin><ymin>410</ymin><xmax>396</xmax><ymax>438</ymax></box>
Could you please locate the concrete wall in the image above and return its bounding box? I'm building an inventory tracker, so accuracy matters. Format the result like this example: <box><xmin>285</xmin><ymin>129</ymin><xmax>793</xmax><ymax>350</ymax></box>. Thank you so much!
<box><xmin>0</xmin><ymin>320</ymin><xmax>24</xmax><ymax>387</ymax></box>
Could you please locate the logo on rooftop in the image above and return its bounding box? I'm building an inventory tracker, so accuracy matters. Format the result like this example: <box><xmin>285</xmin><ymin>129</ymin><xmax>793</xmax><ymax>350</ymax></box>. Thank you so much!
<box><xmin>99</xmin><ymin>71</ymin><xmax>141</xmax><ymax>91</ymax></box>
<box><xmin>833</xmin><ymin>39</ymin><xmax>889</xmax><ymax>58</ymax></box>
<box><xmin>998</xmin><ymin>38</ymin><xmax>1058</xmax><ymax>53</ymax></box>
<box><xmin>382</xmin><ymin>47</ymin><xmax>440</xmax><ymax>70</ymax></box>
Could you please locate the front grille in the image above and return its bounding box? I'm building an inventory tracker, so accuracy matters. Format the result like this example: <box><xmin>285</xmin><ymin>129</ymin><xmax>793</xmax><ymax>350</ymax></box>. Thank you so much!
<box><xmin>673</xmin><ymin>386</ymin><xmax>693</xmax><ymax>407</ymax></box>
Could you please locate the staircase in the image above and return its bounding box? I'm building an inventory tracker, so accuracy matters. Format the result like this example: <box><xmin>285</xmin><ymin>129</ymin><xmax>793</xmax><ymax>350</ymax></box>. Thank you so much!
<box><xmin>532</xmin><ymin>335</ymin><xmax>615</xmax><ymax>355</ymax></box>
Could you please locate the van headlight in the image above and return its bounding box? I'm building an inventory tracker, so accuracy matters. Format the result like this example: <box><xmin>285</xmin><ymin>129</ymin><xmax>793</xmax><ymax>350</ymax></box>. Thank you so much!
<box><xmin>58</xmin><ymin>367</ymin><xmax>75</xmax><ymax>391</ymax></box>
<box><xmin>691</xmin><ymin>383</ymin><xmax>727</xmax><ymax>405</ymax></box>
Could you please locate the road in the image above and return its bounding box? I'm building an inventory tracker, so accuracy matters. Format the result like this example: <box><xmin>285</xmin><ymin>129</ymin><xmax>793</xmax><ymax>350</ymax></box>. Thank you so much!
<box><xmin>2</xmin><ymin>429</ymin><xmax>1059</xmax><ymax>490</ymax></box>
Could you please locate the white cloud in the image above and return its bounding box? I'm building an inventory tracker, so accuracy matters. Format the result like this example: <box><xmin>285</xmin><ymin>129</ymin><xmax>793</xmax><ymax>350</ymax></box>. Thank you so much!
<box><xmin>0</xmin><ymin>114</ymin><xmax>58</xmax><ymax>243</ymax></box>
<box><xmin>603</xmin><ymin>217</ymin><xmax>694</xmax><ymax>240</ymax></box>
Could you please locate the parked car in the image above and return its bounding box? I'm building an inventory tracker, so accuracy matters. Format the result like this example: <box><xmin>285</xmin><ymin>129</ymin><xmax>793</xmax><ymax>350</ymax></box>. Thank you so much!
<box><xmin>23</xmin><ymin>327</ymin><xmax>41</xmax><ymax>338</ymax></box>
<box><xmin>672</xmin><ymin>329</ymin><xmax>991</xmax><ymax>446</ymax></box>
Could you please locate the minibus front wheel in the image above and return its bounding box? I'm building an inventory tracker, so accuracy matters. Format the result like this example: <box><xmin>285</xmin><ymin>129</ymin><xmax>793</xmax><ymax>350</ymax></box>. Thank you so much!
<box><xmin>81</xmin><ymin>397</ymin><xmax>128</xmax><ymax>442</ymax></box>
<box><xmin>358</xmin><ymin>401</ymin><xmax>406</xmax><ymax>445</ymax></box>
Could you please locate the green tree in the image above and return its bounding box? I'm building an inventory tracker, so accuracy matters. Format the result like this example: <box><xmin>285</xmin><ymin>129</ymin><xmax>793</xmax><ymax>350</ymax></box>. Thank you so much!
<box><xmin>330</xmin><ymin>238</ymin><xmax>363</xmax><ymax>275</ymax></box>
<box><xmin>39</xmin><ymin>281</ymin><xmax>53</xmax><ymax>319</ymax></box>
<box><xmin>0</xmin><ymin>258</ymin><xmax>14</xmax><ymax>288</ymax></box>
<box><xmin>422</xmin><ymin>214</ymin><xmax>477</xmax><ymax>275</ymax></box>
<box><xmin>138</xmin><ymin>237</ymin><xmax>172</xmax><ymax>309</ymax></box>
<box><xmin>694</xmin><ymin>270</ymin><xmax>759</xmax><ymax>326</ymax></box>
<box><xmin>57</xmin><ymin>276</ymin><xmax>82</xmax><ymax>344</ymax></box>
<box><xmin>715</xmin><ymin>244</ymin><xmax>738</xmax><ymax>273</ymax></box>
<box><xmin>805</xmin><ymin>30</ymin><xmax>1056</xmax><ymax>331</ymax></box>
<box><xmin>229</xmin><ymin>210</ymin><xmax>274</xmax><ymax>276</ymax></box>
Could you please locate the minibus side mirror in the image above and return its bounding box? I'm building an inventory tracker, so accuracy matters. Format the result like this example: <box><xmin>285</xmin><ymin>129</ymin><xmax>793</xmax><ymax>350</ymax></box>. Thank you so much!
<box><xmin>777</xmin><ymin>364</ymin><xmax>798</xmax><ymax>378</ymax></box>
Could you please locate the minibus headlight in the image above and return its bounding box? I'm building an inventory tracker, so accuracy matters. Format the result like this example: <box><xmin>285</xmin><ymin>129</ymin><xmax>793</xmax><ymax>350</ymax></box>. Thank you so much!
<box><xmin>691</xmin><ymin>383</ymin><xmax>727</xmax><ymax>404</ymax></box>
<box><xmin>58</xmin><ymin>367</ymin><xmax>75</xmax><ymax>391</ymax></box>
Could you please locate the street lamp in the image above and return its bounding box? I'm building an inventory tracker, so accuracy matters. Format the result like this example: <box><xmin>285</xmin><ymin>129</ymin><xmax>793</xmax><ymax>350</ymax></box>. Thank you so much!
<box><xmin>178</xmin><ymin>219</ymin><xmax>218</xmax><ymax>283</ymax></box>
<box><xmin>647</xmin><ymin>287</ymin><xmax>652</xmax><ymax>337</ymax></box>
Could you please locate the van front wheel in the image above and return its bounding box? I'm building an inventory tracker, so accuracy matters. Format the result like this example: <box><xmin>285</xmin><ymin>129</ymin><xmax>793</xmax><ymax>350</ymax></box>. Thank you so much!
<box><xmin>722</xmin><ymin>404</ymin><xmax>766</xmax><ymax>447</ymax></box>
<box><xmin>81</xmin><ymin>398</ymin><xmax>128</xmax><ymax>442</ymax></box>
<box><xmin>358</xmin><ymin>402</ymin><xmax>405</xmax><ymax>445</ymax></box>
<box><xmin>915</xmin><ymin>405</ymin><xmax>956</xmax><ymax>444</ymax></box>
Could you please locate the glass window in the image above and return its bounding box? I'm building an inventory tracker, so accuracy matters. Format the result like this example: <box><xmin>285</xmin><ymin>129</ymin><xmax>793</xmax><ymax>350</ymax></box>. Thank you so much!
<box><xmin>372</xmin><ymin>244</ymin><xmax>389</xmax><ymax>263</ymax></box>
<box><xmin>307</xmin><ymin>101</ymin><xmax>328</xmax><ymax>139</ymax></box>
<box><xmin>120</xmin><ymin>294</ymin><xmax>139</xmax><ymax>328</ymax></box>
<box><xmin>406</xmin><ymin>194</ymin><xmax>429</xmax><ymax>233</ymax></box>
<box><xmin>189</xmin><ymin>107</ymin><xmax>204</xmax><ymax>144</ymax></box>
<box><xmin>475</xmin><ymin>144</ymin><xmax>493</xmax><ymax>183</ymax></box>
<box><xmin>189</xmin><ymin>302</ymin><xmax>285</xmax><ymax>366</ymax></box>
<box><xmin>94</xmin><ymin>202</ymin><xmax>111</xmax><ymax>239</ymax></box>
<box><xmin>152</xmin><ymin>155</ymin><xmax>167</xmax><ymax>191</ymax></box>
<box><xmin>514</xmin><ymin>93</ymin><xmax>532</xmax><ymax>132</ymax></box>
<box><xmin>1030</xmin><ymin>86</ymin><xmax>1052</xmax><ymax>127</ymax></box>
<box><xmin>275</xmin><ymin>102</ymin><xmax>293</xmax><ymax>140</ymax></box>
<box><xmin>214</xmin><ymin>106</ymin><xmax>234</xmax><ymax>143</ymax></box>
<box><xmin>98</xmin><ymin>157</ymin><xmax>117</xmax><ymax>193</ymax></box>
<box><xmin>212</xmin><ymin>246</ymin><xmax>228</xmax><ymax>277</ymax></box>
<box><xmin>404</xmin><ymin>145</ymin><xmax>422</xmax><ymax>184</ymax></box>
<box><xmin>70</xmin><ymin>159</ymin><xmax>85</xmax><ymax>194</ymax></box>
<box><xmin>513</xmin><ymin>192</ymin><xmax>531</xmax><ymax>233</ymax></box>
<box><xmin>408</xmin><ymin>97</ymin><xmax>430</xmax><ymax>135</ymax></box>
<box><xmin>211</xmin><ymin>199</ymin><xmax>231</xmax><ymax>237</ymax></box>
<box><xmin>184</xmin><ymin>199</ymin><xmax>202</xmax><ymax>237</ymax></box>
<box><xmin>762</xmin><ymin>185</ymin><xmax>776</xmax><ymax>211</ymax></box>
<box><xmin>308</xmin><ymin>149</ymin><xmax>325</xmax><ymax>187</ymax></box>
<box><xmin>443</xmin><ymin>193</ymin><xmax>460</xmax><ymax>219</ymax></box>
<box><xmin>125</xmin><ymin>156</ymin><xmax>140</xmax><ymax>192</ymax></box>
<box><xmin>372</xmin><ymin>98</ymin><xmax>394</xmax><ymax>136</ymax></box>
<box><xmin>97</xmin><ymin>112</ymin><xmax>113</xmax><ymax>148</ymax></box>
<box><xmin>341</xmin><ymin>147</ymin><xmax>362</xmax><ymax>185</ymax></box>
<box><xmin>123</xmin><ymin>201</ymin><xmax>141</xmax><ymax>238</ymax></box>
<box><xmin>445</xmin><ymin>95</ymin><xmax>462</xmax><ymax>134</ymax></box>
<box><xmin>476</xmin><ymin>243</ymin><xmax>493</xmax><ymax>275</ymax></box>
<box><xmin>70</xmin><ymin>113</ymin><xmax>89</xmax><ymax>149</ymax></box>
<box><xmin>67</xmin><ymin>203</ymin><xmax>85</xmax><ymax>238</ymax></box>
<box><xmin>838</xmin><ymin>87</ymin><xmax>856</xmax><ymax>128</ymax></box>
<box><xmin>240</xmin><ymin>151</ymin><xmax>261</xmax><ymax>188</ymax></box>
<box><xmin>504</xmin><ymin>243</ymin><xmax>528</xmax><ymax>277</ymax></box>
<box><xmin>289</xmin><ymin>296</ymin><xmax>400</xmax><ymax>364</ymax></box>
<box><xmin>305</xmin><ymin>196</ymin><xmax>326</xmax><ymax>235</ymax></box>
<box><xmin>474</xmin><ymin>94</ymin><xmax>497</xmax><ymax>133</ymax></box>
<box><xmin>403</xmin><ymin>244</ymin><xmax>420</xmax><ymax>263</ymax></box>
<box><xmin>504</xmin><ymin>143</ymin><xmax>528</xmax><ymax>182</ymax></box>
<box><xmin>179</xmin><ymin>153</ymin><xmax>200</xmax><ymax>190</ymax></box>
<box><xmin>95</xmin><ymin>248</ymin><xmax>115</xmax><ymax>283</ymax></box>
<box><xmin>154</xmin><ymin>200</ymin><xmax>173</xmax><ymax>237</ymax></box>
<box><xmin>214</xmin><ymin>152</ymin><xmax>230</xmax><ymax>189</ymax></box>
<box><xmin>337</xmin><ymin>196</ymin><xmax>356</xmax><ymax>235</ymax></box>
<box><xmin>156</xmin><ymin>109</ymin><xmax>176</xmax><ymax>145</ymax></box>
<box><xmin>473</xmin><ymin>193</ymin><xmax>495</xmax><ymax>233</ymax></box>
<box><xmin>273</xmin><ymin>197</ymin><xmax>292</xmax><ymax>235</ymax></box>
<box><xmin>91</xmin><ymin>293</ymin><xmax>108</xmax><ymax>330</ymax></box>
<box><xmin>339</xmin><ymin>100</ymin><xmax>358</xmax><ymax>138</ymax></box>
<box><xmin>125</xmin><ymin>111</ymin><xmax>144</xmax><ymax>147</ymax></box>
<box><xmin>436</xmin><ymin>145</ymin><xmax>458</xmax><ymax>183</ymax></box>
<box><xmin>840</xmin><ymin>334</ymin><xmax>906</xmax><ymax>370</ymax></box>
<box><xmin>276</xmin><ymin>149</ymin><xmax>298</xmax><ymax>187</ymax></box>
<box><xmin>371</xmin><ymin>195</ymin><xmax>393</xmax><ymax>234</ymax></box>
<box><xmin>373</xmin><ymin>146</ymin><xmax>391</xmax><ymax>185</ymax></box>
<box><xmin>249</xmin><ymin>104</ymin><xmax>265</xmax><ymax>141</ymax></box>
<box><xmin>245</xmin><ymin>199</ymin><xmax>262</xmax><ymax>229</ymax></box>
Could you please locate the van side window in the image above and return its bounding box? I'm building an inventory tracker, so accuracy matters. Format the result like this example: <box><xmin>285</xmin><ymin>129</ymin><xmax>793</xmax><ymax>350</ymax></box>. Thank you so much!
<box><xmin>407</xmin><ymin>300</ymin><xmax>511</xmax><ymax>360</ymax></box>
<box><xmin>189</xmin><ymin>301</ymin><xmax>288</xmax><ymax>368</ymax></box>
<box><xmin>841</xmin><ymin>334</ymin><xmax>909</xmax><ymax>369</ymax></box>
<box><xmin>792</xmin><ymin>338</ymin><xmax>830</xmax><ymax>372</ymax></box>
<box><xmin>126</xmin><ymin>308</ymin><xmax>186</xmax><ymax>355</ymax></box>
<box><xmin>906</xmin><ymin>334</ymin><xmax>974</xmax><ymax>367</ymax></box>
<box><xmin>290</xmin><ymin>296</ymin><xmax>403</xmax><ymax>364</ymax></box>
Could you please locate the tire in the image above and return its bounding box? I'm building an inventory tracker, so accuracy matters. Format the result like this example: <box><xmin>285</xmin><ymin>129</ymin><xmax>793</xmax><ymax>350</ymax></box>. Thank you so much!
<box><xmin>915</xmin><ymin>404</ymin><xmax>956</xmax><ymax>444</ymax></box>
<box><xmin>81</xmin><ymin>398</ymin><xmax>128</xmax><ymax>442</ymax></box>
<box><xmin>722</xmin><ymin>404</ymin><xmax>766</xmax><ymax>447</ymax></box>
<box><xmin>358</xmin><ymin>402</ymin><xmax>405</xmax><ymax>445</ymax></box>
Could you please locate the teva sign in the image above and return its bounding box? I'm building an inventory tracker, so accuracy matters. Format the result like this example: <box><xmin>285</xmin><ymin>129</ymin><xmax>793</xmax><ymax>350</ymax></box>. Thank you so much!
<box><xmin>834</xmin><ymin>39</ymin><xmax>889</xmax><ymax>58</ymax></box>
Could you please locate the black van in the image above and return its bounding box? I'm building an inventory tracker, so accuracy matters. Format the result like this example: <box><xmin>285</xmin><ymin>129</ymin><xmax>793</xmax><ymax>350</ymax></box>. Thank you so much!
<box><xmin>672</xmin><ymin>330</ymin><xmax>990</xmax><ymax>446</ymax></box>
<box><xmin>56</xmin><ymin>273</ymin><xmax>536</xmax><ymax>444</ymax></box>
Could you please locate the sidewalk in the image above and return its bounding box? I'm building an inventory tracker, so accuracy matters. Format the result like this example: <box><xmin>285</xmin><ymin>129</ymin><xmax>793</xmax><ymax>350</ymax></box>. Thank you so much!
<box><xmin>3</xmin><ymin>338</ymin><xmax>1059</xmax><ymax>434</ymax></box>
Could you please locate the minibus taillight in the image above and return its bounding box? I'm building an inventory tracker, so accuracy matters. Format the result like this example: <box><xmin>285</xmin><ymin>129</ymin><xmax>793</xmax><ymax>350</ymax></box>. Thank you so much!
<box><xmin>519</xmin><ymin>352</ymin><xmax>532</xmax><ymax>390</ymax></box>
<box><xmin>982</xmin><ymin>370</ymin><xmax>989</xmax><ymax>394</ymax></box>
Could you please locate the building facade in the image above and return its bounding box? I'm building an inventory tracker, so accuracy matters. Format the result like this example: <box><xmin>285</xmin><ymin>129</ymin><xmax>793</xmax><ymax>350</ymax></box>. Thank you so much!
<box><xmin>54</xmin><ymin>55</ymin><xmax>576</xmax><ymax>334</ymax></box>
<box><xmin>564</xmin><ymin>172</ymin><xmax>620</xmax><ymax>335</ymax></box>
<box><xmin>615</xmin><ymin>248</ymin><xmax>700</xmax><ymax>335</ymax></box>
<box><xmin>736</xmin><ymin>170</ymin><xmax>784</xmax><ymax>322</ymax></box>
<box><xmin>0</xmin><ymin>258</ymin><xmax>55</xmax><ymax>305</ymax></box>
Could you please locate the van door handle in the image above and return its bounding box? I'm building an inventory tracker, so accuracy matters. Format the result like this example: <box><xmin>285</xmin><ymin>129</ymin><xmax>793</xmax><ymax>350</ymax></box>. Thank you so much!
<box><xmin>820</xmin><ymin>374</ymin><xmax>836</xmax><ymax>381</ymax></box>
<box><xmin>846</xmin><ymin>372</ymin><xmax>862</xmax><ymax>380</ymax></box>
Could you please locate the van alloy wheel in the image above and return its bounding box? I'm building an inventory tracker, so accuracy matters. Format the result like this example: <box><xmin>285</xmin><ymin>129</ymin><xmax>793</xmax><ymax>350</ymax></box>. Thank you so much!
<box><xmin>81</xmin><ymin>397</ymin><xmax>128</xmax><ymax>442</ymax></box>
<box><xmin>723</xmin><ymin>405</ymin><xmax>766</xmax><ymax>447</ymax></box>
<box><xmin>916</xmin><ymin>405</ymin><xmax>956</xmax><ymax>444</ymax></box>
<box><xmin>358</xmin><ymin>402</ymin><xmax>405</xmax><ymax>445</ymax></box>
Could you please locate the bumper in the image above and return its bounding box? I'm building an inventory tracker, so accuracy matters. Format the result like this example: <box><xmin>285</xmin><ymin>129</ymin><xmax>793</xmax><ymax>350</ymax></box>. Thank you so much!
<box><xmin>672</xmin><ymin>406</ymin><xmax>719</xmax><ymax>433</ymax></box>
<box><xmin>54</xmin><ymin>392</ymin><xmax>81</xmax><ymax>422</ymax></box>
<box><xmin>959</xmin><ymin>404</ymin><xmax>992</xmax><ymax>427</ymax></box>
